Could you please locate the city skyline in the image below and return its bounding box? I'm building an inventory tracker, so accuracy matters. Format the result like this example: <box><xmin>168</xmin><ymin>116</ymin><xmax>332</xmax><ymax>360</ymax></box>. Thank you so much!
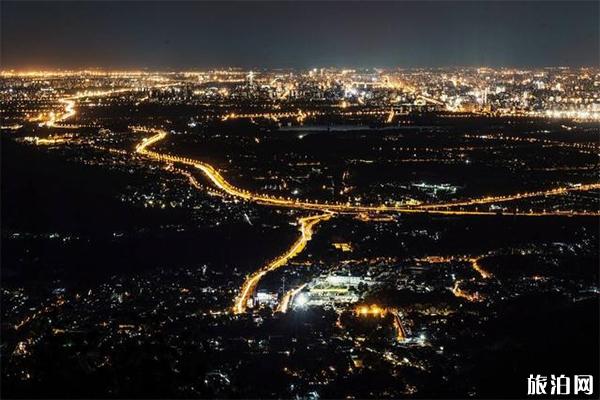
<box><xmin>3</xmin><ymin>65</ymin><xmax>598</xmax><ymax>398</ymax></box>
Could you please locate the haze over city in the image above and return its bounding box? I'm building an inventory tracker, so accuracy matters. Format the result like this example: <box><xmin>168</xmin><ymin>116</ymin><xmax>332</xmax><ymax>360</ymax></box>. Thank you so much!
<box><xmin>2</xmin><ymin>1</ymin><xmax>599</xmax><ymax>69</ymax></box>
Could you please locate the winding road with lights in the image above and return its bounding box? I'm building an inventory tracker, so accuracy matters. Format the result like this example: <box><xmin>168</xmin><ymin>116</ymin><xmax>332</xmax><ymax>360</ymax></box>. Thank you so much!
<box><xmin>45</xmin><ymin>90</ymin><xmax>600</xmax><ymax>314</ymax></box>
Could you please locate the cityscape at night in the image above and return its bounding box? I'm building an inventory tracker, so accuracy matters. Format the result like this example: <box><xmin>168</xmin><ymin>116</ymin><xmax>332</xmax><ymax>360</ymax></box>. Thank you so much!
<box><xmin>1</xmin><ymin>1</ymin><xmax>599</xmax><ymax>399</ymax></box>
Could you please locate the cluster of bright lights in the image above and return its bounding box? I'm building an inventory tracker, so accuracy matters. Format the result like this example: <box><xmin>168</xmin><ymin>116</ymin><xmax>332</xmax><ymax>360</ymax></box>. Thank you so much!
<box><xmin>354</xmin><ymin>304</ymin><xmax>387</xmax><ymax>317</ymax></box>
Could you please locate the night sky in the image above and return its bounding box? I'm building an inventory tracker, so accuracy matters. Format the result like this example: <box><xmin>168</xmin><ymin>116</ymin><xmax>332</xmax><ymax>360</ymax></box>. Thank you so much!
<box><xmin>2</xmin><ymin>1</ymin><xmax>598</xmax><ymax>69</ymax></box>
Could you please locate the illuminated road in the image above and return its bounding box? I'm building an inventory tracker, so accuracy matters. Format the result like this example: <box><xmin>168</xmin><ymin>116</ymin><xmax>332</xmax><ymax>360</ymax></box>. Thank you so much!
<box><xmin>46</xmin><ymin>92</ymin><xmax>600</xmax><ymax>316</ymax></box>
<box><xmin>46</xmin><ymin>92</ymin><xmax>599</xmax><ymax>218</ymax></box>
<box><xmin>135</xmin><ymin>128</ymin><xmax>599</xmax><ymax>218</ymax></box>
<box><xmin>469</xmin><ymin>257</ymin><xmax>492</xmax><ymax>279</ymax></box>
<box><xmin>420</xmin><ymin>184</ymin><xmax>600</xmax><ymax>210</ymax></box>
<box><xmin>450</xmin><ymin>257</ymin><xmax>492</xmax><ymax>302</ymax></box>
<box><xmin>389</xmin><ymin>308</ymin><xmax>407</xmax><ymax>342</ymax></box>
<box><xmin>232</xmin><ymin>213</ymin><xmax>332</xmax><ymax>314</ymax></box>
<box><xmin>386</xmin><ymin>108</ymin><xmax>395</xmax><ymax>124</ymax></box>
<box><xmin>276</xmin><ymin>283</ymin><xmax>307</xmax><ymax>313</ymax></box>
<box><xmin>451</xmin><ymin>280</ymin><xmax>481</xmax><ymax>302</ymax></box>
<box><xmin>415</xmin><ymin>255</ymin><xmax>491</xmax><ymax>301</ymax></box>
<box><xmin>41</xmin><ymin>85</ymin><xmax>177</xmax><ymax>127</ymax></box>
